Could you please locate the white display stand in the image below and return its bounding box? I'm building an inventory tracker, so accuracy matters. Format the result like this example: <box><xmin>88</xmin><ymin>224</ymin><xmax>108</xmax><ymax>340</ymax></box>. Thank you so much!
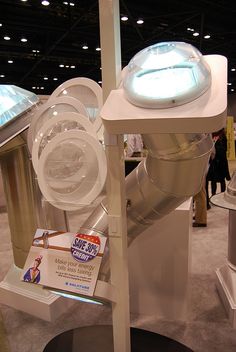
<box><xmin>98</xmin><ymin>2</ymin><xmax>225</xmax><ymax>351</ymax></box>
<box><xmin>216</xmin><ymin>265</ymin><xmax>236</xmax><ymax>328</ymax></box>
<box><xmin>129</xmin><ymin>199</ymin><xmax>192</xmax><ymax>319</ymax></box>
<box><xmin>0</xmin><ymin>265</ymin><xmax>74</xmax><ymax>321</ymax></box>
<box><xmin>98</xmin><ymin>3</ymin><xmax>227</xmax><ymax>350</ymax></box>
<box><xmin>211</xmin><ymin>195</ymin><xmax>236</xmax><ymax>328</ymax></box>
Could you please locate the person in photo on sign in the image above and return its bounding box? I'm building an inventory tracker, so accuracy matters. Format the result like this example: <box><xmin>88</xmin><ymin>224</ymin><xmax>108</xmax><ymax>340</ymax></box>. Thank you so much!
<box><xmin>23</xmin><ymin>255</ymin><xmax>43</xmax><ymax>284</ymax></box>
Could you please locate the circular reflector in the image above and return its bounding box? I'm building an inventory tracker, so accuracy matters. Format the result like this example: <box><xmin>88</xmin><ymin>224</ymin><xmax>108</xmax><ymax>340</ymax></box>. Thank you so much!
<box><xmin>37</xmin><ymin>130</ymin><xmax>107</xmax><ymax>211</ymax></box>
<box><xmin>32</xmin><ymin>111</ymin><xmax>96</xmax><ymax>173</ymax></box>
<box><xmin>49</xmin><ymin>77</ymin><xmax>103</xmax><ymax>133</ymax></box>
<box><xmin>28</xmin><ymin>96</ymin><xmax>88</xmax><ymax>153</ymax></box>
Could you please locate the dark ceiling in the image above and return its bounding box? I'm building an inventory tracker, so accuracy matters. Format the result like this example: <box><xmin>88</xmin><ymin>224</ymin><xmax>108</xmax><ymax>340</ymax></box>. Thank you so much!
<box><xmin>0</xmin><ymin>0</ymin><xmax>236</xmax><ymax>95</ymax></box>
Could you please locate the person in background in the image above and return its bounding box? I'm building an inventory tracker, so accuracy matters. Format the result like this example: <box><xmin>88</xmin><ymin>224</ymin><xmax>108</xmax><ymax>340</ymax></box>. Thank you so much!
<box><xmin>193</xmin><ymin>178</ymin><xmax>207</xmax><ymax>227</ymax></box>
<box><xmin>206</xmin><ymin>128</ymin><xmax>231</xmax><ymax>198</ymax></box>
<box><xmin>126</xmin><ymin>134</ymin><xmax>143</xmax><ymax>157</ymax></box>
<box><xmin>193</xmin><ymin>141</ymin><xmax>216</xmax><ymax>227</ymax></box>
<box><xmin>206</xmin><ymin>145</ymin><xmax>216</xmax><ymax>210</ymax></box>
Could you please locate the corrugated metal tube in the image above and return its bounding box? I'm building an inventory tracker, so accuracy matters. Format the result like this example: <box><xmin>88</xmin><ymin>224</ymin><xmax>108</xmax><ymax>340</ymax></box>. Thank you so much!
<box><xmin>80</xmin><ymin>132</ymin><xmax>213</xmax><ymax>281</ymax></box>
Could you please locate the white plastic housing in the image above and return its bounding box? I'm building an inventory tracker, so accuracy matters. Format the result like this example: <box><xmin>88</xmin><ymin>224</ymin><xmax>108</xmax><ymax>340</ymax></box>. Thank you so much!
<box><xmin>101</xmin><ymin>55</ymin><xmax>227</xmax><ymax>134</ymax></box>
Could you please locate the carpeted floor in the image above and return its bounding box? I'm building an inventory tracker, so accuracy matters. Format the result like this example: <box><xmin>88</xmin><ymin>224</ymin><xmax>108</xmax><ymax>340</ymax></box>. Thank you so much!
<box><xmin>0</xmin><ymin>311</ymin><xmax>10</xmax><ymax>352</ymax></box>
<box><xmin>0</xmin><ymin>171</ymin><xmax>236</xmax><ymax>351</ymax></box>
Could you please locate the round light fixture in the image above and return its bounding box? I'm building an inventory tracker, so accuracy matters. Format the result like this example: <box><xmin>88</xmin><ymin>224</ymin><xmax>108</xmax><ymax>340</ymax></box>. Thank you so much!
<box><xmin>123</xmin><ymin>41</ymin><xmax>212</xmax><ymax>109</ymax></box>
<box><xmin>41</xmin><ymin>0</ymin><xmax>50</xmax><ymax>6</ymax></box>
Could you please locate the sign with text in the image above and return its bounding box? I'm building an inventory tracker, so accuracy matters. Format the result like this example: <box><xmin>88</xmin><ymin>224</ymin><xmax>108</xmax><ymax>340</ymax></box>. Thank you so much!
<box><xmin>21</xmin><ymin>229</ymin><xmax>107</xmax><ymax>297</ymax></box>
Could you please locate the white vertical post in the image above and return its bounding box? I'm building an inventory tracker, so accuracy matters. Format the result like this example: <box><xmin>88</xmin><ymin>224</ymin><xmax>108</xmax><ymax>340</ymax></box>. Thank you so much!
<box><xmin>98</xmin><ymin>1</ymin><xmax>131</xmax><ymax>352</ymax></box>
<box><xmin>104</xmin><ymin>133</ymin><xmax>131</xmax><ymax>352</ymax></box>
<box><xmin>98</xmin><ymin>0</ymin><xmax>122</xmax><ymax>100</ymax></box>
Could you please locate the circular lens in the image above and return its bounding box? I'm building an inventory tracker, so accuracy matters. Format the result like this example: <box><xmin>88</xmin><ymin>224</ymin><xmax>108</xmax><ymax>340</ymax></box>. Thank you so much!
<box><xmin>37</xmin><ymin>130</ymin><xmax>107</xmax><ymax>210</ymax></box>
<box><xmin>44</xmin><ymin>140</ymin><xmax>98</xmax><ymax>196</ymax></box>
<box><xmin>50</xmin><ymin>77</ymin><xmax>103</xmax><ymax>134</ymax></box>
<box><xmin>27</xmin><ymin>96</ymin><xmax>88</xmax><ymax>153</ymax></box>
<box><xmin>32</xmin><ymin>111</ymin><xmax>96</xmax><ymax>173</ymax></box>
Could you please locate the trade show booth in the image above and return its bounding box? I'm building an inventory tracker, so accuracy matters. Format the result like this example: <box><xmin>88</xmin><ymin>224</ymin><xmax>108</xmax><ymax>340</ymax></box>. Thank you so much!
<box><xmin>0</xmin><ymin>1</ymin><xmax>229</xmax><ymax>351</ymax></box>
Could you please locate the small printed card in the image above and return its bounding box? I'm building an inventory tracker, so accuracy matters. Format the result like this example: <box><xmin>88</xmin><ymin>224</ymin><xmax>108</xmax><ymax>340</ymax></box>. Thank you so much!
<box><xmin>21</xmin><ymin>229</ymin><xmax>107</xmax><ymax>297</ymax></box>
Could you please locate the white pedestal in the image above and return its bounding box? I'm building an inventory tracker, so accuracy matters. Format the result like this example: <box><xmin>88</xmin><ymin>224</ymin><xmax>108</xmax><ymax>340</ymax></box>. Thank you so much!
<box><xmin>0</xmin><ymin>265</ymin><xmax>74</xmax><ymax>321</ymax></box>
<box><xmin>216</xmin><ymin>264</ymin><xmax>236</xmax><ymax>328</ymax></box>
<box><xmin>128</xmin><ymin>198</ymin><xmax>192</xmax><ymax>320</ymax></box>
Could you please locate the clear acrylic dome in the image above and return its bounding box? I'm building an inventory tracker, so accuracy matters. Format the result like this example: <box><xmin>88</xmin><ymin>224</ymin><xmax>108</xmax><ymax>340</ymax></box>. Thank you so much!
<box><xmin>123</xmin><ymin>42</ymin><xmax>212</xmax><ymax>109</ymax></box>
<box><xmin>0</xmin><ymin>85</ymin><xmax>39</xmax><ymax>127</ymax></box>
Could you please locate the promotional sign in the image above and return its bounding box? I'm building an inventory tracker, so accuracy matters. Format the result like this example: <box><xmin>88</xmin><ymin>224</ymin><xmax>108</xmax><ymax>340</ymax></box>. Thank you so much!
<box><xmin>21</xmin><ymin>229</ymin><xmax>107</xmax><ymax>297</ymax></box>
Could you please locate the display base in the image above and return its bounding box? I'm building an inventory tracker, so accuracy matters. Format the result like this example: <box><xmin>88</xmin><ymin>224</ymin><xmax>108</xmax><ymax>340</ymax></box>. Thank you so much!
<box><xmin>43</xmin><ymin>325</ymin><xmax>193</xmax><ymax>352</ymax></box>
<box><xmin>0</xmin><ymin>265</ymin><xmax>74</xmax><ymax>321</ymax></box>
<box><xmin>129</xmin><ymin>198</ymin><xmax>191</xmax><ymax>320</ymax></box>
<box><xmin>216</xmin><ymin>264</ymin><xmax>236</xmax><ymax>328</ymax></box>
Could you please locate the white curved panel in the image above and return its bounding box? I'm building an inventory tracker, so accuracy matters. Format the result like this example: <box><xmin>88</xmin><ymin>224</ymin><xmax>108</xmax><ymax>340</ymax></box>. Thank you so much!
<box><xmin>49</xmin><ymin>77</ymin><xmax>103</xmax><ymax>134</ymax></box>
<box><xmin>27</xmin><ymin>96</ymin><xmax>88</xmax><ymax>153</ymax></box>
<box><xmin>32</xmin><ymin>111</ymin><xmax>97</xmax><ymax>173</ymax></box>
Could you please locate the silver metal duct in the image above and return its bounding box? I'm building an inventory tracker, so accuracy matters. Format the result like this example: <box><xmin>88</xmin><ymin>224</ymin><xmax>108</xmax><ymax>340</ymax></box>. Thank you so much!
<box><xmin>80</xmin><ymin>131</ymin><xmax>213</xmax><ymax>281</ymax></box>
